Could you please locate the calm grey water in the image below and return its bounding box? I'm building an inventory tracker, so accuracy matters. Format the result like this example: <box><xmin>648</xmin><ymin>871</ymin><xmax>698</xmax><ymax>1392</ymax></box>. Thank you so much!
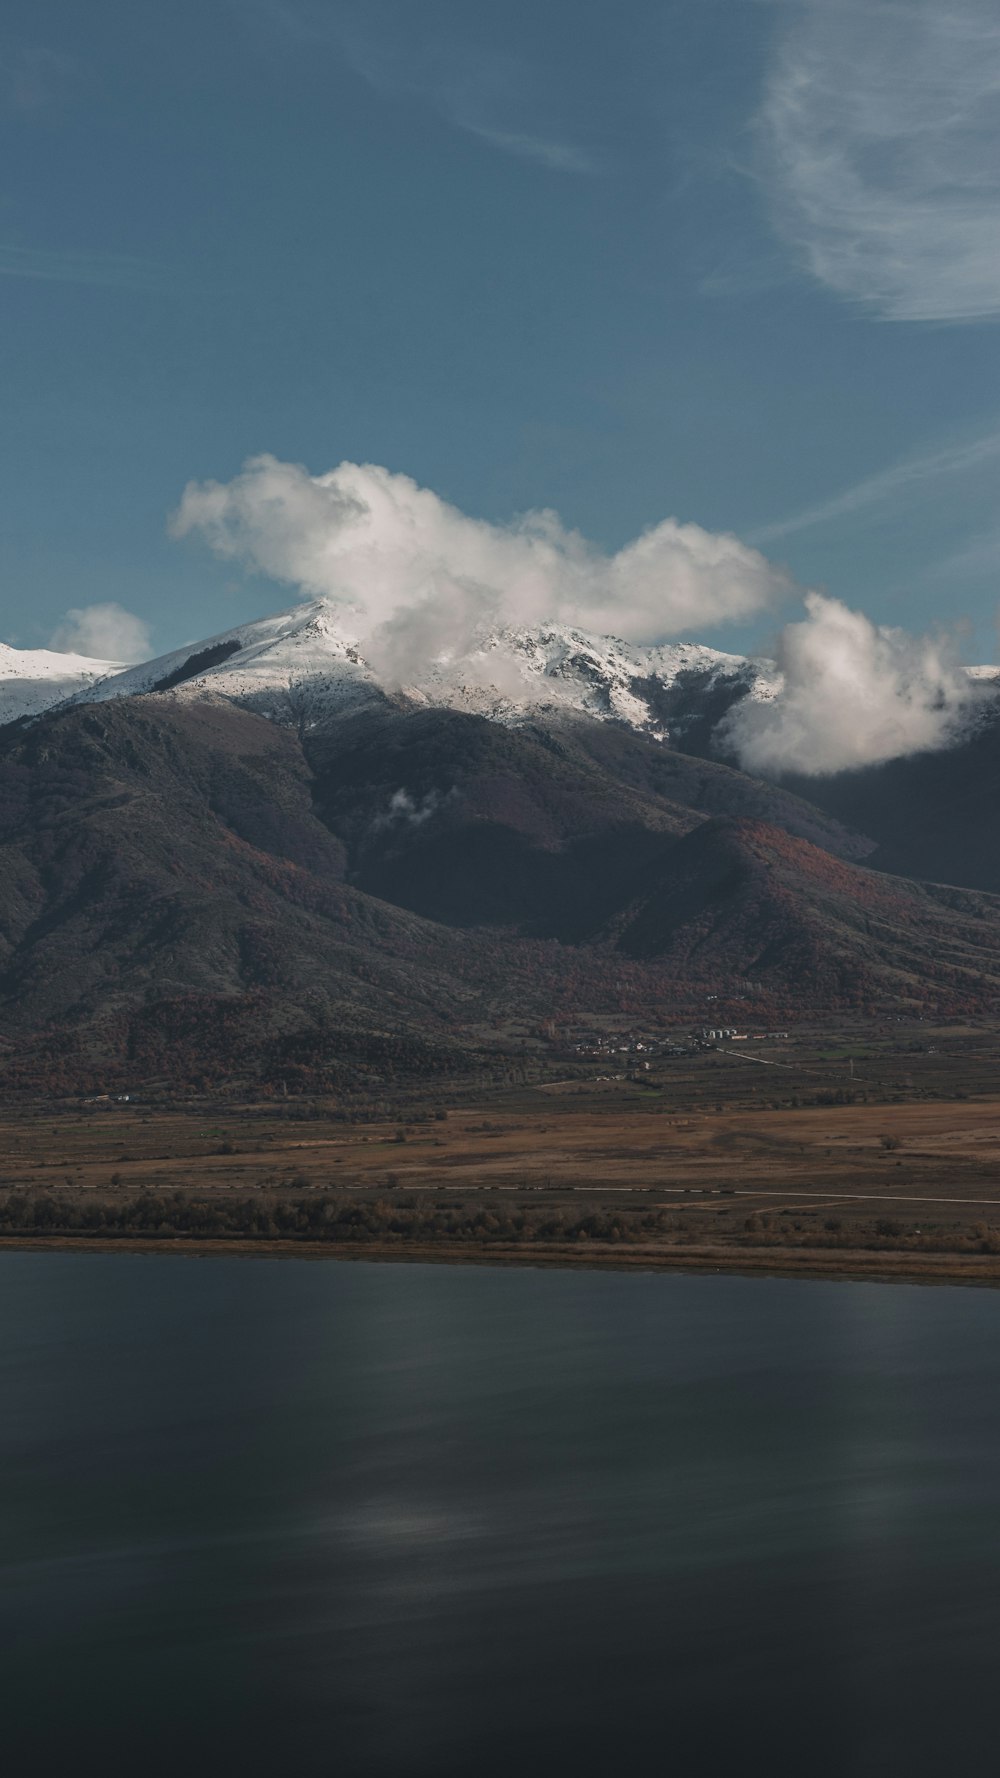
<box><xmin>3</xmin><ymin>1255</ymin><xmax>1000</xmax><ymax>1778</ymax></box>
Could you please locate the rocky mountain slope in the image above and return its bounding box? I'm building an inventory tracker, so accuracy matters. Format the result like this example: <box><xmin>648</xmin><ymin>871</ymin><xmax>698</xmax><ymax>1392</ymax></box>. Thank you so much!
<box><xmin>603</xmin><ymin>817</ymin><xmax>1000</xmax><ymax>1014</ymax></box>
<box><xmin>304</xmin><ymin>703</ymin><xmax>873</xmax><ymax>937</ymax></box>
<box><xmin>4</xmin><ymin>597</ymin><xmax>995</xmax><ymax>788</ymax></box>
<box><xmin>777</xmin><ymin>709</ymin><xmax>1000</xmax><ymax>894</ymax></box>
<box><xmin>10</xmin><ymin>599</ymin><xmax>774</xmax><ymax>741</ymax></box>
<box><xmin>0</xmin><ymin>598</ymin><xmax>997</xmax><ymax>1093</ymax></box>
<box><xmin>0</xmin><ymin>697</ymin><xmax>530</xmax><ymax>1091</ymax></box>
<box><xmin>0</xmin><ymin>692</ymin><xmax>998</xmax><ymax>1093</ymax></box>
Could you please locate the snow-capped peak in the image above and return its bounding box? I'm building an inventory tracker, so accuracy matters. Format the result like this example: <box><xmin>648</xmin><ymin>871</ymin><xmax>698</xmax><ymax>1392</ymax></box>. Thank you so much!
<box><xmin>71</xmin><ymin>599</ymin><xmax>375</xmax><ymax>724</ymax></box>
<box><xmin>0</xmin><ymin>642</ymin><xmax>125</xmax><ymax>726</ymax></box>
<box><xmin>2</xmin><ymin>598</ymin><xmax>997</xmax><ymax>750</ymax></box>
<box><xmin>57</xmin><ymin>599</ymin><xmax>770</xmax><ymax>739</ymax></box>
<box><xmin>408</xmin><ymin>624</ymin><xmax>768</xmax><ymax>733</ymax></box>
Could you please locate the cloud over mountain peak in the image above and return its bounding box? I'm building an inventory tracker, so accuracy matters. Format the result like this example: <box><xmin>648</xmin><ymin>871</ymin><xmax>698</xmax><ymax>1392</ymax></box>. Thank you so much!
<box><xmin>171</xmin><ymin>455</ymin><xmax>792</xmax><ymax>681</ymax></box>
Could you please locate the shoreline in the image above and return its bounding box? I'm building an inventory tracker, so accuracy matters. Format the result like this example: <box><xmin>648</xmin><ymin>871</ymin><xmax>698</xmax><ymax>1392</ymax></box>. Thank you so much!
<box><xmin>4</xmin><ymin>1232</ymin><xmax>1000</xmax><ymax>1288</ymax></box>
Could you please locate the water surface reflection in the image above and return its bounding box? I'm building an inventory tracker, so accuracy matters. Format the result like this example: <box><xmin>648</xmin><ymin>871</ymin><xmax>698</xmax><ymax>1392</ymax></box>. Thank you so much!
<box><xmin>3</xmin><ymin>1254</ymin><xmax>999</xmax><ymax>1776</ymax></box>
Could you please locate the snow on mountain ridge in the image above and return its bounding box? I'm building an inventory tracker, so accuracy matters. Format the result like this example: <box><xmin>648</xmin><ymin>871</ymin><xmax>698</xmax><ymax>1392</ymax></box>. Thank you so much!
<box><xmin>54</xmin><ymin>599</ymin><xmax>774</xmax><ymax>738</ymax></box>
<box><xmin>71</xmin><ymin>600</ymin><xmax>375</xmax><ymax>724</ymax></box>
<box><xmin>2</xmin><ymin>599</ymin><xmax>996</xmax><ymax>745</ymax></box>
<box><xmin>410</xmin><ymin>623</ymin><xmax>772</xmax><ymax>731</ymax></box>
<box><xmin>0</xmin><ymin>642</ymin><xmax>125</xmax><ymax>726</ymax></box>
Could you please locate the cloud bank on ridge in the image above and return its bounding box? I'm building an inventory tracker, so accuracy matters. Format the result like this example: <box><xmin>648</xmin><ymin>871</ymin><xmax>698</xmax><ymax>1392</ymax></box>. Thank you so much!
<box><xmin>722</xmin><ymin>593</ymin><xmax>985</xmax><ymax>776</ymax></box>
<box><xmin>171</xmin><ymin>456</ymin><xmax>990</xmax><ymax>778</ymax></box>
<box><xmin>171</xmin><ymin>455</ymin><xmax>791</xmax><ymax>679</ymax></box>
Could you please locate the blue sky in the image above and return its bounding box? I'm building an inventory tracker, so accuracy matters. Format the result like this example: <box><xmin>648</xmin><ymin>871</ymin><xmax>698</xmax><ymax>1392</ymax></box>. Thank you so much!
<box><xmin>2</xmin><ymin>0</ymin><xmax>998</xmax><ymax>663</ymax></box>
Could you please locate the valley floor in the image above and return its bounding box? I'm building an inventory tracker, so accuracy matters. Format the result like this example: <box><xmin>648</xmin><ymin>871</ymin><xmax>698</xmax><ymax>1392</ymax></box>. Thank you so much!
<box><xmin>3</xmin><ymin>1022</ymin><xmax>1000</xmax><ymax>1285</ymax></box>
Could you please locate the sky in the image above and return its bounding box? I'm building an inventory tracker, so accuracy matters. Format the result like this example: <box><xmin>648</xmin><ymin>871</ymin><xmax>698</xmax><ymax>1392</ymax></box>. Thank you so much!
<box><xmin>2</xmin><ymin>0</ymin><xmax>999</xmax><ymax>672</ymax></box>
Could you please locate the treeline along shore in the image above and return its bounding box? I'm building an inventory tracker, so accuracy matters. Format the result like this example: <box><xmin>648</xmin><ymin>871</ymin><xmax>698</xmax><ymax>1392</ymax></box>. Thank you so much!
<box><xmin>6</xmin><ymin>1185</ymin><xmax>1000</xmax><ymax>1287</ymax></box>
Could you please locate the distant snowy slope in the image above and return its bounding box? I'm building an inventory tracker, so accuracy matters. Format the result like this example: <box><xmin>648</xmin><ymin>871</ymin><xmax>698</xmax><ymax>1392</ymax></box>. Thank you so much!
<box><xmin>2</xmin><ymin>598</ymin><xmax>996</xmax><ymax>752</ymax></box>
<box><xmin>61</xmin><ymin>599</ymin><xmax>770</xmax><ymax>738</ymax></box>
<box><xmin>411</xmin><ymin>624</ymin><xmax>774</xmax><ymax>733</ymax></box>
<box><xmin>0</xmin><ymin>643</ymin><xmax>126</xmax><ymax>725</ymax></box>
<box><xmin>71</xmin><ymin>601</ymin><xmax>378</xmax><ymax>724</ymax></box>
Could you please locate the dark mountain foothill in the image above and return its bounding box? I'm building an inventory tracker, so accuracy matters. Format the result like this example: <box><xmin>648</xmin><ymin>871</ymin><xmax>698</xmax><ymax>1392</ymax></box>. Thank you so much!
<box><xmin>0</xmin><ymin>688</ymin><xmax>998</xmax><ymax>1096</ymax></box>
<box><xmin>775</xmin><ymin>704</ymin><xmax>1000</xmax><ymax>894</ymax></box>
<box><xmin>604</xmin><ymin>816</ymin><xmax>1000</xmax><ymax>1011</ymax></box>
<box><xmin>305</xmin><ymin>705</ymin><xmax>693</xmax><ymax>937</ymax></box>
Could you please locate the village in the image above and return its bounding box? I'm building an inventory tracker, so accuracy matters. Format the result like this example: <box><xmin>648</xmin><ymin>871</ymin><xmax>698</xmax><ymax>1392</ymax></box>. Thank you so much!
<box><xmin>549</xmin><ymin>1023</ymin><xmax>793</xmax><ymax>1073</ymax></box>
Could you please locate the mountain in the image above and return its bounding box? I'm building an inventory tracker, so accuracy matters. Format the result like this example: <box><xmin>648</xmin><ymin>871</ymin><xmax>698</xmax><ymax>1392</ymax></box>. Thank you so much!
<box><xmin>776</xmin><ymin>708</ymin><xmax>1000</xmax><ymax>895</ymax></box>
<box><xmin>0</xmin><ymin>599</ymin><xmax>997</xmax><ymax>1094</ymax></box>
<box><xmin>51</xmin><ymin>598</ymin><xmax>772</xmax><ymax>741</ymax></box>
<box><xmin>303</xmin><ymin>703</ymin><xmax>874</xmax><ymax>938</ymax></box>
<box><xmin>4</xmin><ymin>598</ymin><xmax>996</xmax><ymax>781</ymax></box>
<box><xmin>0</xmin><ymin>696</ymin><xmax>526</xmax><ymax>1092</ymax></box>
<box><xmin>0</xmin><ymin>692</ymin><xmax>999</xmax><ymax>1095</ymax></box>
<box><xmin>0</xmin><ymin>693</ymin><xmax>753</xmax><ymax>1092</ymax></box>
<box><xmin>409</xmin><ymin>624</ymin><xmax>771</xmax><ymax>740</ymax></box>
<box><xmin>601</xmin><ymin>817</ymin><xmax>1000</xmax><ymax>1015</ymax></box>
<box><xmin>306</xmin><ymin>704</ymin><xmax>690</xmax><ymax>939</ymax></box>
<box><xmin>536</xmin><ymin>716</ymin><xmax>875</xmax><ymax>862</ymax></box>
<box><xmin>0</xmin><ymin>642</ymin><xmax>124</xmax><ymax>725</ymax></box>
<box><xmin>67</xmin><ymin>601</ymin><xmax>379</xmax><ymax>723</ymax></box>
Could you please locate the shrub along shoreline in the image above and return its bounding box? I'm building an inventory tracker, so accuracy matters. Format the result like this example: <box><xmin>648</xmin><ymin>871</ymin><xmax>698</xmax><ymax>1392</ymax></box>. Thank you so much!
<box><xmin>4</xmin><ymin>1189</ymin><xmax>1000</xmax><ymax>1287</ymax></box>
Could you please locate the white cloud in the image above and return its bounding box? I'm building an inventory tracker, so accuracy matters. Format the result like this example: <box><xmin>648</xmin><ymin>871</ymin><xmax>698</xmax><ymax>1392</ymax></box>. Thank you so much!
<box><xmin>372</xmin><ymin>788</ymin><xmax>442</xmax><ymax>831</ymax></box>
<box><xmin>721</xmin><ymin>592</ymin><xmax>984</xmax><ymax>775</ymax></box>
<box><xmin>170</xmin><ymin>455</ymin><xmax>793</xmax><ymax>681</ymax></box>
<box><xmin>50</xmin><ymin>603</ymin><xmax>153</xmax><ymax>664</ymax></box>
<box><xmin>759</xmin><ymin>0</ymin><xmax>1000</xmax><ymax>321</ymax></box>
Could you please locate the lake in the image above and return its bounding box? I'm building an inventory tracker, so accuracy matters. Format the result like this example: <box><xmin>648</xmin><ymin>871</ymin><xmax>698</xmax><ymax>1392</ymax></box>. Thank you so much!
<box><xmin>3</xmin><ymin>1253</ymin><xmax>1000</xmax><ymax>1776</ymax></box>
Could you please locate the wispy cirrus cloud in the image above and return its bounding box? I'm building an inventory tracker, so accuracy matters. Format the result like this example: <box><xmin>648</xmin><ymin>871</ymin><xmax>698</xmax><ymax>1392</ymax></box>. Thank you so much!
<box><xmin>926</xmin><ymin>522</ymin><xmax>1000</xmax><ymax>586</ymax></box>
<box><xmin>0</xmin><ymin>243</ymin><xmax>163</xmax><ymax>290</ymax></box>
<box><xmin>241</xmin><ymin>0</ymin><xmax>599</xmax><ymax>173</ymax></box>
<box><xmin>752</xmin><ymin>425</ymin><xmax>1000</xmax><ymax>543</ymax></box>
<box><xmin>759</xmin><ymin>0</ymin><xmax>1000</xmax><ymax>321</ymax></box>
<box><xmin>452</xmin><ymin>124</ymin><xmax>596</xmax><ymax>175</ymax></box>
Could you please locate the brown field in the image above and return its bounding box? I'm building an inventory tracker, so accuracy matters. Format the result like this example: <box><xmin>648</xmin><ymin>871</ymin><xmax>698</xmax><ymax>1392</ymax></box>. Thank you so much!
<box><xmin>3</xmin><ymin>1023</ymin><xmax>1000</xmax><ymax>1284</ymax></box>
<box><xmin>10</xmin><ymin>1093</ymin><xmax>999</xmax><ymax>1201</ymax></box>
